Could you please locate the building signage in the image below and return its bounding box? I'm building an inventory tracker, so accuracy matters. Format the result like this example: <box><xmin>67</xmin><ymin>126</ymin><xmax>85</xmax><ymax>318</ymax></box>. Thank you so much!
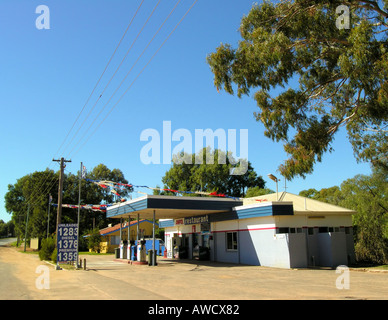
<box><xmin>184</xmin><ymin>215</ymin><xmax>209</xmax><ymax>225</ymax></box>
<box><xmin>175</xmin><ymin>218</ymin><xmax>184</xmax><ymax>225</ymax></box>
<box><xmin>57</xmin><ymin>224</ymin><xmax>78</xmax><ymax>263</ymax></box>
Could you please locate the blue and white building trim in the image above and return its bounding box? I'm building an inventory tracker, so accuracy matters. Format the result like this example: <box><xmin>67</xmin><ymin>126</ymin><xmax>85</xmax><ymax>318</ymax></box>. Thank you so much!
<box><xmin>107</xmin><ymin>193</ymin><xmax>356</xmax><ymax>269</ymax></box>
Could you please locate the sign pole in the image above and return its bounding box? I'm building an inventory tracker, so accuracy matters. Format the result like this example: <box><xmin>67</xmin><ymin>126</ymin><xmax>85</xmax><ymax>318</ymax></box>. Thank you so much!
<box><xmin>152</xmin><ymin>210</ymin><xmax>156</xmax><ymax>266</ymax></box>
<box><xmin>76</xmin><ymin>162</ymin><xmax>82</xmax><ymax>268</ymax></box>
<box><xmin>23</xmin><ymin>204</ymin><xmax>30</xmax><ymax>252</ymax></box>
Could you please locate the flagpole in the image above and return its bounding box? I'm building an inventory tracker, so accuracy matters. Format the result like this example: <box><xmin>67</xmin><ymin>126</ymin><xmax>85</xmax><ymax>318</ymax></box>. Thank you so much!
<box><xmin>76</xmin><ymin>162</ymin><xmax>82</xmax><ymax>268</ymax></box>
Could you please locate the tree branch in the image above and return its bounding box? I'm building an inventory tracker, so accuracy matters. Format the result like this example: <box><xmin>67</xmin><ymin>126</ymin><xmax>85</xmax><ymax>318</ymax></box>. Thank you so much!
<box><xmin>359</xmin><ymin>0</ymin><xmax>388</xmax><ymax>19</ymax></box>
<box><xmin>327</xmin><ymin>90</ymin><xmax>362</xmax><ymax>135</ymax></box>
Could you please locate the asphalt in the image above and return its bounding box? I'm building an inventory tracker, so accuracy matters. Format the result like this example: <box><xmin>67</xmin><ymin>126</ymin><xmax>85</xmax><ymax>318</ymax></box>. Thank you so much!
<box><xmin>0</xmin><ymin>242</ymin><xmax>387</xmax><ymax>301</ymax></box>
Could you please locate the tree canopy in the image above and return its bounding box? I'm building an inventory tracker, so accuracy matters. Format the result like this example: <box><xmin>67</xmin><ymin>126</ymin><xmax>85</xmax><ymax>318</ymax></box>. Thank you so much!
<box><xmin>4</xmin><ymin>164</ymin><xmax>131</xmax><ymax>241</ymax></box>
<box><xmin>207</xmin><ymin>0</ymin><xmax>388</xmax><ymax>179</ymax></box>
<box><xmin>161</xmin><ymin>148</ymin><xmax>265</xmax><ymax>198</ymax></box>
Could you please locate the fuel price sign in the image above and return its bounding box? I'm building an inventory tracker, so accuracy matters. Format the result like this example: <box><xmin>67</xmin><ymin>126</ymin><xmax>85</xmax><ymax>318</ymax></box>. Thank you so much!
<box><xmin>57</xmin><ymin>224</ymin><xmax>78</xmax><ymax>263</ymax></box>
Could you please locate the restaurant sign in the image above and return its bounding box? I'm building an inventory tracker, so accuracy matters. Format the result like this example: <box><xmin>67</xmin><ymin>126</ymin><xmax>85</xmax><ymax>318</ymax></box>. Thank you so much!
<box><xmin>184</xmin><ymin>215</ymin><xmax>209</xmax><ymax>225</ymax></box>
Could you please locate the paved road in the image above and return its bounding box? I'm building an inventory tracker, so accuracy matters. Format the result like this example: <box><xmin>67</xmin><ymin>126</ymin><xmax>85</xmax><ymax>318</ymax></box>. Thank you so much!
<box><xmin>0</xmin><ymin>239</ymin><xmax>32</xmax><ymax>299</ymax></box>
<box><xmin>0</xmin><ymin>243</ymin><xmax>387</xmax><ymax>301</ymax></box>
<box><xmin>0</xmin><ymin>237</ymin><xmax>17</xmax><ymax>247</ymax></box>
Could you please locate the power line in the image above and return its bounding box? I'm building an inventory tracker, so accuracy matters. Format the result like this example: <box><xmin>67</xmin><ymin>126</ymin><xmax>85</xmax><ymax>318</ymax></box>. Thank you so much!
<box><xmin>60</xmin><ymin>0</ymin><xmax>159</xmax><ymax>157</ymax></box>
<box><xmin>22</xmin><ymin>167</ymin><xmax>59</xmax><ymax>209</ymax></box>
<box><xmin>20</xmin><ymin>0</ymin><xmax>199</xmax><ymax>213</ymax></box>
<box><xmin>70</xmin><ymin>0</ymin><xmax>198</xmax><ymax>159</ymax></box>
<box><xmin>20</xmin><ymin>1</ymin><xmax>146</xmax><ymax>209</ymax></box>
<box><xmin>66</xmin><ymin>0</ymin><xmax>180</xmax><ymax>159</ymax></box>
<box><xmin>54</xmin><ymin>0</ymin><xmax>146</xmax><ymax>159</ymax></box>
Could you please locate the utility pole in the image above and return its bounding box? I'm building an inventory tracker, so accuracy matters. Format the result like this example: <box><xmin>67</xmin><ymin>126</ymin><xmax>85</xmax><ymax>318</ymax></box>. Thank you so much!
<box><xmin>23</xmin><ymin>204</ymin><xmax>30</xmax><ymax>252</ymax></box>
<box><xmin>53</xmin><ymin>157</ymin><xmax>71</xmax><ymax>245</ymax></box>
<box><xmin>47</xmin><ymin>194</ymin><xmax>51</xmax><ymax>238</ymax></box>
<box><xmin>76</xmin><ymin>162</ymin><xmax>82</xmax><ymax>268</ymax></box>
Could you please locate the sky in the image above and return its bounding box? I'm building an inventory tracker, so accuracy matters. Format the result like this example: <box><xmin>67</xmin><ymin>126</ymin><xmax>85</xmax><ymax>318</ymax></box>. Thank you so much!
<box><xmin>0</xmin><ymin>0</ymin><xmax>372</xmax><ymax>223</ymax></box>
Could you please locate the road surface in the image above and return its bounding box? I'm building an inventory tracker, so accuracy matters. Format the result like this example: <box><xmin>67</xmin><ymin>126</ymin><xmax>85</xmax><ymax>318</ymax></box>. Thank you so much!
<box><xmin>0</xmin><ymin>237</ymin><xmax>17</xmax><ymax>247</ymax></box>
<box><xmin>0</xmin><ymin>240</ymin><xmax>387</xmax><ymax>301</ymax></box>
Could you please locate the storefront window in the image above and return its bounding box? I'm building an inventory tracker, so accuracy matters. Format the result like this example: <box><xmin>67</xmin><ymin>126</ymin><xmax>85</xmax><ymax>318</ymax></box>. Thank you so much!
<box><xmin>226</xmin><ymin>232</ymin><xmax>238</xmax><ymax>251</ymax></box>
<box><xmin>110</xmin><ymin>235</ymin><xmax>120</xmax><ymax>245</ymax></box>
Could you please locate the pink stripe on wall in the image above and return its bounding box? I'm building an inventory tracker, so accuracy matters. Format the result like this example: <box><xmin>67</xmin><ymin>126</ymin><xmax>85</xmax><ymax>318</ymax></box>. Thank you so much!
<box><xmin>212</xmin><ymin>227</ymin><xmax>277</xmax><ymax>233</ymax></box>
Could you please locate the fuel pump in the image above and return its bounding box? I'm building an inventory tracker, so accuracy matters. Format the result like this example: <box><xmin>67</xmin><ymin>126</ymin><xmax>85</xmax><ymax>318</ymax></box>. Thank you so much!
<box><xmin>137</xmin><ymin>239</ymin><xmax>146</xmax><ymax>262</ymax></box>
<box><xmin>126</xmin><ymin>241</ymin><xmax>131</xmax><ymax>260</ymax></box>
<box><xmin>130</xmin><ymin>241</ymin><xmax>136</xmax><ymax>261</ymax></box>
<box><xmin>119</xmin><ymin>241</ymin><xmax>124</xmax><ymax>259</ymax></box>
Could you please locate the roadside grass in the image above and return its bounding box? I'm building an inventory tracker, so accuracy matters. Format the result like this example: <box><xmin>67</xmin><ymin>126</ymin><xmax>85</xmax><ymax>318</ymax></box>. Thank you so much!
<box><xmin>79</xmin><ymin>251</ymin><xmax>114</xmax><ymax>255</ymax></box>
<box><xmin>369</xmin><ymin>265</ymin><xmax>388</xmax><ymax>270</ymax></box>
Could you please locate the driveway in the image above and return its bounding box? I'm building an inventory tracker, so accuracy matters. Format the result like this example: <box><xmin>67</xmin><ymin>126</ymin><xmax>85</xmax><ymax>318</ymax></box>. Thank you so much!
<box><xmin>0</xmin><ymin>245</ymin><xmax>387</xmax><ymax>301</ymax></box>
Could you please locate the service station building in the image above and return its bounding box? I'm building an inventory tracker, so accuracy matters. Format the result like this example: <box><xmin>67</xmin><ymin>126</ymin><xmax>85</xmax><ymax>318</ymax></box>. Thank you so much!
<box><xmin>106</xmin><ymin>193</ymin><xmax>356</xmax><ymax>269</ymax></box>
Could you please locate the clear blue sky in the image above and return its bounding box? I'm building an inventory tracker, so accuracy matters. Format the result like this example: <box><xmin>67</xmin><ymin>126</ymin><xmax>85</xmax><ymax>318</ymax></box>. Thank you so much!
<box><xmin>0</xmin><ymin>0</ymin><xmax>371</xmax><ymax>223</ymax></box>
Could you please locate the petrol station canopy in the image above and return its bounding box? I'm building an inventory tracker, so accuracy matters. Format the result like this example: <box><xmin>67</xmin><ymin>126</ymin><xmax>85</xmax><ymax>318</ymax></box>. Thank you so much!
<box><xmin>106</xmin><ymin>195</ymin><xmax>243</xmax><ymax>220</ymax></box>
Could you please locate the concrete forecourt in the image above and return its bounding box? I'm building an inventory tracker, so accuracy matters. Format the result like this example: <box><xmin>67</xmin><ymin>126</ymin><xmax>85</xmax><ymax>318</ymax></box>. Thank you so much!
<box><xmin>0</xmin><ymin>243</ymin><xmax>387</xmax><ymax>301</ymax></box>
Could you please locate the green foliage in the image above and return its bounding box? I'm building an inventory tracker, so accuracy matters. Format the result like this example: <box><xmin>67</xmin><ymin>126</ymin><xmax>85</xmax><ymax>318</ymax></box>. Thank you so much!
<box><xmin>51</xmin><ymin>248</ymin><xmax>57</xmax><ymax>263</ymax></box>
<box><xmin>162</xmin><ymin>148</ymin><xmax>265</xmax><ymax>198</ymax></box>
<box><xmin>78</xmin><ymin>232</ymin><xmax>89</xmax><ymax>252</ymax></box>
<box><xmin>207</xmin><ymin>0</ymin><xmax>388</xmax><ymax>179</ymax></box>
<box><xmin>0</xmin><ymin>220</ymin><xmax>14</xmax><ymax>237</ymax></box>
<box><xmin>245</xmin><ymin>187</ymin><xmax>274</xmax><ymax>198</ymax></box>
<box><xmin>4</xmin><ymin>164</ymin><xmax>131</xmax><ymax>244</ymax></box>
<box><xmin>88</xmin><ymin>228</ymin><xmax>102</xmax><ymax>253</ymax></box>
<box><xmin>298</xmin><ymin>186</ymin><xmax>343</xmax><ymax>205</ymax></box>
<box><xmin>341</xmin><ymin>168</ymin><xmax>388</xmax><ymax>264</ymax></box>
<box><xmin>39</xmin><ymin>236</ymin><xmax>56</xmax><ymax>261</ymax></box>
<box><xmin>5</xmin><ymin>170</ymin><xmax>58</xmax><ymax>241</ymax></box>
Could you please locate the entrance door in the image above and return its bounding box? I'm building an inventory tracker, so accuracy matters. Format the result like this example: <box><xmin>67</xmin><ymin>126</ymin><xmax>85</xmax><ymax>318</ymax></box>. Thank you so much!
<box><xmin>202</xmin><ymin>234</ymin><xmax>210</xmax><ymax>249</ymax></box>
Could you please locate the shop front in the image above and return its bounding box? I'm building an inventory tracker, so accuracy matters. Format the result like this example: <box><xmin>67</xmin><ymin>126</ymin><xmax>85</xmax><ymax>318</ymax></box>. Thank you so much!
<box><xmin>164</xmin><ymin>214</ymin><xmax>212</xmax><ymax>260</ymax></box>
<box><xmin>106</xmin><ymin>195</ymin><xmax>242</xmax><ymax>265</ymax></box>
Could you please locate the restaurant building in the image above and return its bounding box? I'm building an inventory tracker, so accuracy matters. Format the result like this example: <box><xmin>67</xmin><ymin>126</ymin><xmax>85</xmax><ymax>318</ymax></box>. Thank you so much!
<box><xmin>107</xmin><ymin>193</ymin><xmax>356</xmax><ymax>268</ymax></box>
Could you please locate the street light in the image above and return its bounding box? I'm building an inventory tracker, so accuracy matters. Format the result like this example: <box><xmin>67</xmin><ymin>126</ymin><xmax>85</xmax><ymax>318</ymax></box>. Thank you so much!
<box><xmin>267</xmin><ymin>174</ymin><xmax>280</xmax><ymax>200</ymax></box>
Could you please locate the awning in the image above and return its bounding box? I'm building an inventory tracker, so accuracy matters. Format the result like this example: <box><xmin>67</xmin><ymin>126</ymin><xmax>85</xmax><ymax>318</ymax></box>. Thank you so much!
<box><xmin>106</xmin><ymin>195</ymin><xmax>243</xmax><ymax>220</ymax></box>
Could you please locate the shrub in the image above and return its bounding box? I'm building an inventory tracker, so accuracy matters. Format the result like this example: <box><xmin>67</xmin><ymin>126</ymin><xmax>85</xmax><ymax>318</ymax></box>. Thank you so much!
<box><xmin>78</xmin><ymin>232</ymin><xmax>89</xmax><ymax>251</ymax></box>
<box><xmin>88</xmin><ymin>228</ymin><xmax>101</xmax><ymax>253</ymax></box>
<box><xmin>51</xmin><ymin>248</ymin><xmax>57</xmax><ymax>263</ymax></box>
<box><xmin>39</xmin><ymin>237</ymin><xmax>56</xmax><ymax>261</ymax></box>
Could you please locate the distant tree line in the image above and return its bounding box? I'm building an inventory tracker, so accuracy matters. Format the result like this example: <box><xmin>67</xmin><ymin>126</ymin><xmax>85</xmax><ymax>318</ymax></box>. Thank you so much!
<box><xmin>4</xmin><ymin>164</ymin><xmax>131</xmax><ymax>245</ymax></box>
<box><xmin>0</xmin><ymin>220</ymin><xmax>14</xmax><ymax>238</ymax></box>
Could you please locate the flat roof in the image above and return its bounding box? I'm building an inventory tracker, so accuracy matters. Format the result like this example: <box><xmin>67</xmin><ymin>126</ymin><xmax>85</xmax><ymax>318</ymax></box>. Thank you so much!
<box><xmin>106</xmin><ymin>195</ymin><xmax>243</xmax><ymax>220</ymax></box>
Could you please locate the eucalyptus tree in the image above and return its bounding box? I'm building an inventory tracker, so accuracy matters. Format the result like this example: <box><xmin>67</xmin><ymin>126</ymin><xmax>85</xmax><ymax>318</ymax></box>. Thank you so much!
<box><xmin>207</xmin><ymin>0</ymin><xmax>388</xmax><ymax>179</ymax></box>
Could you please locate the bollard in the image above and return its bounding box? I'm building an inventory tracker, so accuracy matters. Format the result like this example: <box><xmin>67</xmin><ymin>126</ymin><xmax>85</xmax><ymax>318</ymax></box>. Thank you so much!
<box><xmin>83</xmin><ymin>258</ymin><xmax>86</xmax><ymax>270</ymax></box>
<box><xmin>79</xmin><ymin>258</ymin><xmax>82</xmax><ymax>269</ymax></box>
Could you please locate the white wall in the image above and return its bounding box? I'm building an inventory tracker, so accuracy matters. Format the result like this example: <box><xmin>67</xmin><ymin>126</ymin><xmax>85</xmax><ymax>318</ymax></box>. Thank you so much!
<box><xmin>212</xmin><ymin>218</ymin><xmax>293</xmax><ymax>268</ymax></box>
<box><xmin>164</xmin><ymin>213</ymin><xmax>354</xmax><ymax>269</ymax></box>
